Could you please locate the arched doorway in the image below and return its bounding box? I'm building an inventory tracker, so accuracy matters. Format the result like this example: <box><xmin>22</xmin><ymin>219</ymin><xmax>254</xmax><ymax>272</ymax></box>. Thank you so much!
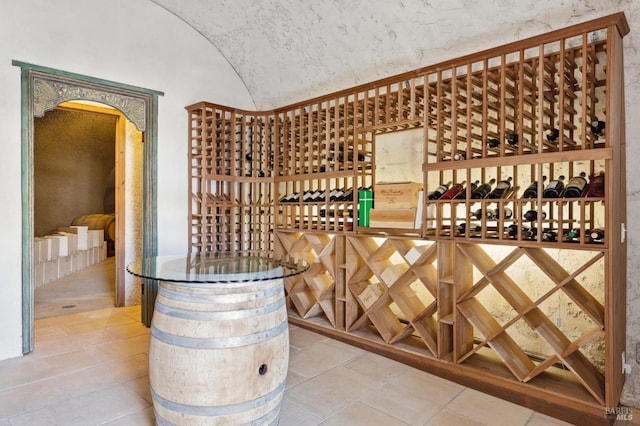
<box><xmin>13</xmin><ymin>61</ymin><xmax>162</xmax><ymax>354</ymax></box>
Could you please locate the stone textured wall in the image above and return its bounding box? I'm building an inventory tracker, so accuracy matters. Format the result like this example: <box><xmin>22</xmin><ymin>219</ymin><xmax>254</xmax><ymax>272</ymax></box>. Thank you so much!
<box><xmin>34</xmin><ymin>108</ymin><xmax>116</xmax><ymax>236</ymax></box>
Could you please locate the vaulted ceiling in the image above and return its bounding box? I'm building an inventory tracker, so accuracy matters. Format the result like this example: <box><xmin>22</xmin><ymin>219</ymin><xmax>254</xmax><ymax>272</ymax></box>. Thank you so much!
<box><xmin>149</xmin><ymin>0</ymin><xmax>628</xmax><ymax>110</ymax></box>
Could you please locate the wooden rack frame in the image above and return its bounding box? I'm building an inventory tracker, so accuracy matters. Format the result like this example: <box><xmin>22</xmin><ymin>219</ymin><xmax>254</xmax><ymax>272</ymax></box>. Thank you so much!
<box><xmin>187</xmin><ymin>13</ymin><xmax>628</xmax><ymax>424</ymax></box>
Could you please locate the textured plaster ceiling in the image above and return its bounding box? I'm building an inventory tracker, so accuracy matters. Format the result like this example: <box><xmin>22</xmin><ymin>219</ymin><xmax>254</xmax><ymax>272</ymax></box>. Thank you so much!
<box><xmin>149</xmin><ymin>0</ymin><xmax>629</xmax><ymax>110</ymax></box>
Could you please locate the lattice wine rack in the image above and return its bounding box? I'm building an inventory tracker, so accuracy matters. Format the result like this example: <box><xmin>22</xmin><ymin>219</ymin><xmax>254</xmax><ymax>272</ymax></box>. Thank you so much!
<box><xmin>188</xmin><ymin>13</ymin><xmax>629</xmax><ymax>424</ymax></box>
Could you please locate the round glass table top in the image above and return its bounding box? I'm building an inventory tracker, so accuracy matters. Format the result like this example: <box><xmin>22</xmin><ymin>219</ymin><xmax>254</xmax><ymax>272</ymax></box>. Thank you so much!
<box><xmin>126</xmin><ymin>251</ymin><xmax>309</xmax><ymax>283</ymax></box>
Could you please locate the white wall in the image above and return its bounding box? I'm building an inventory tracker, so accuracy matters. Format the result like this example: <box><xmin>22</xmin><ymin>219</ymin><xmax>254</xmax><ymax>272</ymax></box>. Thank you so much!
<box><xmin>0</xmin><ymin>0</ymin><xmax>254</xmax><ymax>360</ymax></box>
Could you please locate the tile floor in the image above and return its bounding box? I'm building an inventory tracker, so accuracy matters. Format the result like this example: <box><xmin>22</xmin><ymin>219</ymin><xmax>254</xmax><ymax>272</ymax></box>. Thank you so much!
<box><xmin>0</xmin><ymin>305</ymin><xmax>634</xmax><ymax>425</ymax></box>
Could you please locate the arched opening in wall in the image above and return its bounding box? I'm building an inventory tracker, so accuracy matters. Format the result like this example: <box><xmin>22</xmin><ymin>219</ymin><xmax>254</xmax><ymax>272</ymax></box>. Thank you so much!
<box><xmin>32</xmin><ymin>101</ymin><xmax>143</xmax><ymax>319</ymax></box>
<box><xmin>14</xmin><ymin>61</ymin><xmax>162</xmax><ymax>354</ymax></box>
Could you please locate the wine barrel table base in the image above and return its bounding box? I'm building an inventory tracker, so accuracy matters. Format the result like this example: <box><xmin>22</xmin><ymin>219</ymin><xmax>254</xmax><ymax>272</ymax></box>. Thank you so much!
<box><xmin>150</xmin><ymin>277</ymin><xmax>288</xmax><ymax>425</ymax></box>
<box><xmin>126</xmin><ymin>252</ymin><xmax>308</xmax><ymax>426</ymax></box>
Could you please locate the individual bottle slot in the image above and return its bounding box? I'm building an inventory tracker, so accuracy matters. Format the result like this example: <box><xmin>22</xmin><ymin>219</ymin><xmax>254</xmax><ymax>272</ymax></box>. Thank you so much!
<box><xmin>504</xmin><ymin>224</ymin><xmax>536</xmax><ymax>239</ymax></box>
<box><xmin>504</xmin><ymin>132</ymin><xmax>528</xmax><ymax>147</ymax></box>
<box><xmin>589</xmin><ymin>228</ymin><xmax>605</xmax><ymax>242</ymax></box>
<box><xmin>428</xmin><ymin>181</ymin><xmax>452</xmax><ymax>200</ymax></box>
<box><xmin>336</xmin><ymin>188</ymin><xmax>354</xmax><ymax>202</ymax></box>
<box><xmin>456</xmin><ymin>222</ymin><xmax>482</xmax><ymax>235</ymax></box>
<box><xmin>563</xmin><ymin>172</ymin><xmax>588</xmax><ymax>198</ymax></box>
<box><xmin>521</xmin><ymin>176</ymin><xmax>547</xmax><ymax>198</ymax></box>
<box><xmin>471</xmin><ymin>178</ymin><xmax>496</xmax><ymax>199</ymax></box>
<box><xmin>486</xmin><ymin>138</ymin><xmax>500</xmax><ymax>149</ymax></box>
<box><xmin>440</xmin><ymin>181</ymin><xmax>465</xmax><ymax>200</ymax></box>
<box><xmin>542</xmin><ymin>175</ymin><xmax>565</xmax><ymax>198</ymax></box>
<box><xmin>545</xmin><ymin>128</ymin><xmax>560</xmax><ymax>143</ymax></box>
<box><xmin>454</xmin><ymin>180</ymin><xmax>479</xmax><ymax>200</ymax></box>
<box><xmin>566</xmin><ymin>228</ymin><xmax>581</xmax><ymax>240</ymax></box>
<box><xmin>302</xmin><ymin>190</ymin><xmax>315</xmax><ymax>202</ymax></box>
<box><xmin>280</xmin><ymin>192</ymin><xmax>300</xmax><ymax>203</ymax></box>
<box><xmin>523</xmin><ymin>209</ymin><xmax>546</xmax><ymax>222</ymax></box>
<box><xmin>590</xmin><ymin>119</ymin><xmax>606</xmax><ymax>137</ymax></box>
<box><xmin>486</xmin><ymin>177</ymin><xmax>513</xmax><ymax>199</ymax></box>
<box><xmin>452</xmin><ymin>152</ymin><xmax>467</xmax><ymax>161</ymax></box>
<box><xmin>541</xmin><ymin>229</ymin><xmax>558</xmax><ymax>242</ymax></box>
<box><xmin>586</xmin><ymin>171</ymin><xmax>605</xmax><ymax>197</ymax></box>
<box><xmin>329</xmin><ymin>188</ymin><xmax>345</xmax><ymax>201</ymax></box>
<box><xmin>471</xmin><ymin>207</ymin><xmax>513</xmax><ymax>220</ymax></box>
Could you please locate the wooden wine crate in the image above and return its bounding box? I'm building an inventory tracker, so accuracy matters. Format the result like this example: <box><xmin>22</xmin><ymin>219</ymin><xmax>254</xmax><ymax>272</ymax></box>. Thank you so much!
<box><xmin>369</xmin><ymin>208</ymin><xmax>416</xmax><ymax>229</ymax></box>
<box><xmin>375</xmin><ymin>182</ymin><xmax>422</xmax><ymax>209</ymax></box>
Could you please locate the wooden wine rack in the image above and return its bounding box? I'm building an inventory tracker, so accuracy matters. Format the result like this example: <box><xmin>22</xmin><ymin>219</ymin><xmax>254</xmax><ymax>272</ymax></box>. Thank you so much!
<box><xmin>187</xmin><ymin>13</ymin><xmax>629</xmax><ymax>424</ymax></box>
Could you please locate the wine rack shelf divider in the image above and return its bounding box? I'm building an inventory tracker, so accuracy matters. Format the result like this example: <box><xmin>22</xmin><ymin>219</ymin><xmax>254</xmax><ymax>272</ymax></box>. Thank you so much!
<box><xmin>187</xmin><ymin>12</ymin><xmax>628</xmax><ymax>424</ymax></box>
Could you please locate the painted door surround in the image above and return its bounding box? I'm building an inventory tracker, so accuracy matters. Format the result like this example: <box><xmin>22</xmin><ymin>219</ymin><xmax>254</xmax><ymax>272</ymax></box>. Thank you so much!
<box><xmin>12</xmin><ymin>60</ymin><xmax>162</xmax><ymax>354</ymax></box>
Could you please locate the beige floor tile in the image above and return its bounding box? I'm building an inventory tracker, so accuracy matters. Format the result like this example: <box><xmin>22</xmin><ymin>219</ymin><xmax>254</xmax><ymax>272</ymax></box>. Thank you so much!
<box><xmin>289</xmin><ymin>326</ymin><xmax>330</xmax><ymax>349</ymax></box>
<box><xmin>359</xmin><ymin>375</ymin><xmax>448</xmax><ymax>425</ymax></box>
<box><xmin>8</xmin><ymin>383</ymin><xmax>150</xmax><ymax>426</ymax></box>
<box><xmin>103</xmin><ymin>321</ymin><xmax>150</xmax><ymax>340</ymax></box>
<box><xmin>280</xmin><ymin>398</ymin><xmax>323</xmax><ymax>426</ymax></box>
<box><xmin>527</xmin><ymin>412</ymin><xmax>574</xmax><ymax>425</ymax></box>
<box><xmin>285</xmin><ymin>365</ymin><xmax>382</xmax><ymax>419</ymax></box>
<box><xmin>126</xmin><ymin>376</ymin><xmax>153</xmax><ymax>405</ymax></box>
<box><xmin>285</xmin><ymin>368</ymin><xmax>308</xmax><ymax>390</ymax></box>
<box><xmin>427</xmin><ymin>409</ymin><xmax>484</xmax><ymax>426</ymax></box>
<box><xmin>0</xmin><ymin>379</ymin><xmax>67</xmax><ymax>419</ymax></box>
<box><xmin>84</xmin><ymin>333</ymin><xmax>150</xmax><ymax>362</ymax></box>
<box><xmin>445</xmin><ymin>388</ymin><xmax>533</xmax><ymax>425</ymax></box>
<box><xmin>34</xmin><ymin>313</ymin><xmax>88</xmax><ymax>330</ymax></box>
<box><xmin>321</xmin><ymin>401</ymin><xmax>409</xmax><ymax>426</ymax></box>
<box><xmin>34</xmin><ymin>325</ymin><xmax>66</xmax><ymax>339</ymax></box>
<box><xmin>344</xmin><ymin>352</ymin><xmax>414</xmax><ymax>383</ymax></box>
<box><xmin>288</xmin><ymin>340</ymin><xmax>366</xmax><ymax>378</ymax></box>
<box><xmin>322</xmin><ymin>338</ymin><xmax>368</xmax><ymax>355</ymax></box>
<box><xmin>0</xmin><ymin>349</ymin><xmax>96</xmax><ymax>392</ymax></box>
<box><xmin>30</xmin><ymin>329</ymin><xmax>115</xmax><ymax>359</ymax></box>
<box><xmin>102</xmin><ymin>406</ymin><xmax>155</xmax><ymax>425</ymax></box>
<box><xmin>386</xmin><ymin>369</ymin><xmax>464</xmax><ymax>406</ymax></box>
<box><xmin>55</xmin><ymin>353</ymin><xmax>148</xmax><ymax>398</ymax></box>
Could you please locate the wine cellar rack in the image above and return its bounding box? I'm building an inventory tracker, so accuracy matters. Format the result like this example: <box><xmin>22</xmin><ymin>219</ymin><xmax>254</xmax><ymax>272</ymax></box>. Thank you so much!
<box><xmin>187</xmin><ymin>13</ymin><xmax>628</xmax><ymax>424</ymax></box>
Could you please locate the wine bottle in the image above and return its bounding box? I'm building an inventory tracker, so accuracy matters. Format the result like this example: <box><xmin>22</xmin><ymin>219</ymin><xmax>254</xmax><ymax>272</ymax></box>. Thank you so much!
<box><xmin>428</xmin><ymin>181</ymin><xmax>452</xmax><ymax>200</ymax></box>
<box><xmin>523</xmin><ymin>209</ymin><xmax>546</xmax><ymax>222</ymax></box>
<box><xmin>563</xmin><ymin>172</ymin><xmax>588</xmax><ymax>198</ymax></box>
<box><xmin>505</xmin><ymin>132</ymin><xmax>519</xmax><ymax>146</ymax></box>
<box><xmin>542</xmin><ymin>230</ymin><xmax>557</xmax><ymax>242</ymax></box>
<box><xmin>452</xmin><ymin>152</ymin><xmax>466</xmax><ymax>161</ymax></box>
<box><xmin>542</xmin><ymin>175</ymin><xmax>565</xmax><ymax>198</ymax></box>
<box><xmin>522</xmin><ymin>176</ymin><xmax>547</xmax><ymax>198</ymax></box>
<box><xmin>590</xmin><ymin>228</ymin><xmax>605</xmax><ymax>241</ymax></box>
<box><xmin>471</xmin><ymin>208</ymin><xmax>486</xmax><ymax>220</ymax></box>
<box><xmin>338</xmin><ymin>188</ymin><xmax>354</xmax><ymax>202</ymax></box>
<box><xmin>457</xmin><ymin>222</ymin><xmax>481</xmax><ymax>235</ymax></box>
<box><xmin>486</xmin><ymin>177</ymin><xmax>513</xmax><ymax>199</ymax></box>
<box><xmin>454</xmin><ymin>180</ymin><xmax>480</xmax><ymax>200</ymax></box>
<box><xmin>330</xmin><ymin>188</ymin><xmax>345</xmax><ymax>201</ymax></box>
<box><xmin>505</xmin><ymin>224</ymin><xmax>519</xmax><ymax>238</ymax></box>
<box><xmin>523</xmin><ymin>227</ymin><xmax>538</xmax><ymax>239</ymax></box>
<box><xmin>586</xmin><ymin>171</ymin><xmax>605</xmax><ymax>197</ymax></box>
<box><xmin>567</xmin><ymin>228</ymin><xmax>581</xmax><ymax>239</ymax></box>
<box><xmin>302</xmin><ymin>190</ymin><xmax>315</xmax><ymax>202</ymax></box>
<box><xmin>494</xmin><ymin>207</ymin><xmax>513</xmax><ymax>219</ymax></box>
<box><xmin>590</xmin><ymin>119</ymin><xmax>606</xmax><ymax>136</ymax></box>
<box><xmin>486</xmin><ymin>138</ymin><xmax>500</xmax><ymax>149</ymax></box>
<box><xmin>440</xmin><ymin>181</ymin><xmax>465</xmax><ymax>200</ymax></box>
<box><xmin>471</xmin><ymin>178</ymin><xmax>496</xmax><ymax>199</ymax></box>
<box><xmin>545</xmin><ymin>128</ymin><xmax>560</xmax><ymax>143</ymax></box>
